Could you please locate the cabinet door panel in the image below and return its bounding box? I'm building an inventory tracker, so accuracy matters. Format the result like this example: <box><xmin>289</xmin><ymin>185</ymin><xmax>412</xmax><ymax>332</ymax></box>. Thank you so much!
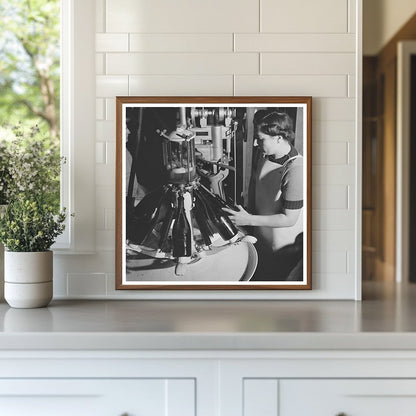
<box><xmin>243</xmin><ymin>379</ymin><xmax>279</xmax><ymax>416</ymax></box>
<box><xmin>280</xmin><ymin>380</ymin><xmax>416</xmax><ymax>416</ymax></box>
<box><xmin>0</xmin><ymin>379</ymin><xmax>195</xmax><ymax>416</ymax></box>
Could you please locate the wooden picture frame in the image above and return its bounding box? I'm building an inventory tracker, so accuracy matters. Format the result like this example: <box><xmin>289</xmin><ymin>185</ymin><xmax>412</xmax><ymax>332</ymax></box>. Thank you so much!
<box><xmin>116</xmin><ymin>97</ymin><xmax>312</xmax><ymax>290</ymax></box>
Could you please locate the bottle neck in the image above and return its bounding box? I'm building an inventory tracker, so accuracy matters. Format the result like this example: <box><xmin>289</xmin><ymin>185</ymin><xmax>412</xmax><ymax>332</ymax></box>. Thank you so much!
<box><xmin>177</xmin><ymin>194</ymin><xmax>185</xmax><ymax>211</ymax></box>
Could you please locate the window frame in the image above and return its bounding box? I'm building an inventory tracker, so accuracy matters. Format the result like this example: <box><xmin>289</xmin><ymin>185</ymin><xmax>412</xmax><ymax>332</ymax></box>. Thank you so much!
<box><xmin>53</xmin><ymin>0</ymin><xmax>95</xmax><ymax>253</ymax></box>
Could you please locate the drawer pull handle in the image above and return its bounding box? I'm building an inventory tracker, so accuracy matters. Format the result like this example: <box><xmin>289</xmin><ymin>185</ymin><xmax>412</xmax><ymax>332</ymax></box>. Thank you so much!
<box><xmin>336</xmin><ymin>413</ymin><xmax>347</xmax><ymax>416</ymax></box>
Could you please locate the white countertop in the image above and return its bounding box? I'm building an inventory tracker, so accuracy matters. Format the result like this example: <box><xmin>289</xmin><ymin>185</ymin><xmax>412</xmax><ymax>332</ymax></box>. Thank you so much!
<box><xmin>1</xmin><ymin>282</ymin><xmax>416</xmax><ymax>351</ymax></box>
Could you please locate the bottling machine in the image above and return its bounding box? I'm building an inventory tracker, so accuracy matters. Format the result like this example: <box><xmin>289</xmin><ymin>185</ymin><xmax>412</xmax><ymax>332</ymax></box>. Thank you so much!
<box><xmin>127</xmin><ymin>106</ymin><xmax>255</xmax><ymax>275</ymax></box>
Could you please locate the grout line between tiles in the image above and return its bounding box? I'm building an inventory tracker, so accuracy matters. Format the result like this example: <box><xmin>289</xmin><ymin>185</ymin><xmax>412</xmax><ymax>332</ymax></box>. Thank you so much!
<box><xmin>259</xmin><ymin>0</ymin><xmax>262</xmax><ymax>32</ymax></box>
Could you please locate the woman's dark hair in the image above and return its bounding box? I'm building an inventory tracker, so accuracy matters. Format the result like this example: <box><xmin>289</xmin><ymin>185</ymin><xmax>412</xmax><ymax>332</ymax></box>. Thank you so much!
<box><xmin>255</xmin><ymin>111</ymin><xmax>295</xmax><ymax>145</ymax></box>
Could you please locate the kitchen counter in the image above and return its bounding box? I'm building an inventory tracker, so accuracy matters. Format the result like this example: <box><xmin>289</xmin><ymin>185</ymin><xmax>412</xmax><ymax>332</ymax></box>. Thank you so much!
<box><xmin>1</xmin><ymin>281</ymin><xmax>415</xmax><ymax>416</ymax></box>
<box><xmin>1</xmin><ymin>281</ymin><xmax>416</xmax><ymax>350</ymax></box>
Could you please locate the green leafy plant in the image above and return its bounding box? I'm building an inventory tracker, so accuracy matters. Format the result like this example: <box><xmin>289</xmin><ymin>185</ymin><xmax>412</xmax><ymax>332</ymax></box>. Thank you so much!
<box><xmin>0</xmin><ymin>196</ymin><xmax>66</xmax><ymax>252</ymax></box>
<box><xmin>0</xmin><ymin>124</ymin><xmax>61</xmax><ymax>210</ymax></box>
<box><xmin>0</xmin><ymin>124</ymin><xmax>67</xmax><ymax>252</ymax></box>
<box><xmin>0</xmin><ymin>140</ymin><xmax>12</xmax><ymax>205</ymax></box>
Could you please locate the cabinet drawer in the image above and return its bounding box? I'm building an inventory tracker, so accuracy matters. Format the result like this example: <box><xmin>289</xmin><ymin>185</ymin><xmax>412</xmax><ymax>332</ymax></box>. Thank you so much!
<box><xmin>280</xmin><ymin>380</ymin><xmax>416</xmax><ymax>416</ymax></box>
<box><xmin>0</xmin><ymin>379</ymin><xmax>195</xmax><ymax>416</ymax></box>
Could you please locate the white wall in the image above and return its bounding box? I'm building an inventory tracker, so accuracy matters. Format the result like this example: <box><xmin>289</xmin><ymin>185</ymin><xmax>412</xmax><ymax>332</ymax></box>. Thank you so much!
<box><xmin>53</xmin><ymin>0</ymin><xmax>361</xmax><ymax>300</ymax></box>
<box><xmin>363</xmin><ymin>0</ymin><xmax>416</xmax><ymax>55</ymax></box>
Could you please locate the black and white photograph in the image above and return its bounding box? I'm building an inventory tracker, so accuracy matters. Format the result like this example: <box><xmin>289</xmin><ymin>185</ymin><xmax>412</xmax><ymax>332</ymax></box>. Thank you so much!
<box><xmin>116</xmin><ymin>97</ymin><xmax>311</xmax><ymax>290</ymax></box>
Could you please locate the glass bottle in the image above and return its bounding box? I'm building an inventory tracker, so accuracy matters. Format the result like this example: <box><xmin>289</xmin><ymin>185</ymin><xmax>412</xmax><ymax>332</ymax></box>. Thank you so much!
<box><xmin>128</xmin><ymin>186</ymin><xmax>168</xmax><ymax>246</ymax></box>
<box><xmin>192</xmin><ymin>193</ymin><xmax>213</xmax><ymax>248</ymax></box>
<box><xmin>157</xmin><ymin>192</ymin><xmax>177</xmax><ymax>253</ymax></box>
<box><xmin>172</xmin><ymin>192</ymin><xmax>192</xmax><ymax>258</ymax></box>
<box><xmin>193</xmin><ymin>188</ymin><xmax>221</xmax><ymax>240</ymax></box>
<box><xmin>196</xmin><ymin>186</ymin><xmax>239</xmax><ymax>241</ymax></box>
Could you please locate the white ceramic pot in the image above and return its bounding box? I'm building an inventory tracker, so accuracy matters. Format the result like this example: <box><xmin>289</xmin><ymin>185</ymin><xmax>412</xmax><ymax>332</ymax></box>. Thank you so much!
<box><xmin>4</xmin><ymin>251</ymin><xmax>53</xmax><ymax>308</ymax></box>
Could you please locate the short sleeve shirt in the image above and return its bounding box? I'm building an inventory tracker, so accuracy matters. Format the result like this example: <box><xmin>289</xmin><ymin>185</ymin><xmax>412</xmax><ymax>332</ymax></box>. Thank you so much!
<box><xmin>253</xmin><ymin>154</ymin><xmax>304</xmax><ymax>252</ymax></box>
<box><xmin>281</xmin><ymin>156</ymin><xmax>303</xmax><ymax>210</ymax></box>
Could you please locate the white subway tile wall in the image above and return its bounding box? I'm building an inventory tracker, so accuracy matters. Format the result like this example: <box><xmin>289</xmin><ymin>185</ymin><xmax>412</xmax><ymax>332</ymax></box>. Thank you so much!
<box><xmin>349</xmin><ymin>0</ymin><xmax>357</xmax><ymax>33</ymax></box>
<box><xmin>95</xmin><ymin>0</ymin><xmax>105</xmax><ymax>33</ymax></box>
<box><xmin>96</xmin><ymin>186</ymin><xmax>114</xmax><ymax>211</ymax></box>
<box><xmin>95</xmin><ymin>207</ymin><xmax>106</xmax><ymax>232</ymax></box>
<box><xmin>96</xmin><ymin>142</ymin><xmax>106</xmax><ymax>164</ymax></box>
<box><xmin>96</xmin><ymin>121</ymin><xmax>116</xmax><ymax>143</ymax></box>
<box><xmin>128</xmin><ymin>75</ymin><xmax>234</xmax><ymax>96</ymax></box>
<box><xmin>313</xmin><ymin>98</ymin><xmax>355</xmax><ymax>120</ymax></box>
<box><xmin>106</xmin><ymin>53</ymin><xmax>259</xmax><ymax>75</ymax></box>
<box><xmin>96</xmin><ymin>164</ymin><xmax>115</xmax><ymax>187</ymax></box>
<box><xmin>347</xmin><ymin>250</ymin><xmax>356</xmax><ymax>275</ymax></box>
<box><xmin>312</xmin><ymin>210</ymin><xmax>355</xmax><ymax>231</ymax></box>
<box><xmin>105</xmin><ymin>0</ymin><xmax>259</xmax><ymax>33</ymax></box>
<box><xmin>313</xmin><ymin>185</ymin><xmax>349</xmax><ymax>210</ymax></box>
<box><xmin>95</xmin><ymin>53</ymin><xmax>105</xmax><ymax>75</ymax></box>
<box><xmin>62</xmin><ymin>0</ymin><xmax>359</xmax><ymax>299</ymax></box>
<box><xmin>106</xmin><ymin>142</ymin><xmax>116</xmax><ymax>165</ymax></box>
<box><xmin>348</xmin><ymin>75</ymin><xmax>357</xmax><ymax>97</ymax></box>
<box><xmin>105</xmin><ymin>98</ymin><xmax>116</xmax><ymax>120</ymax></box>
<box><xmin>96</xmin><ymin>230</ymin><xmax>116</xmax><ymax>252</ymax></box>
<box><xmin>261</xmin><ymin>0</ymin><xmax>348</xmax><ymax>33</ymax></box>
<box><xmin>96</xmin><ymin>98</ymin><xmax>105</xmax><ymax>120</ymax></box>
<box><xmin>96</xmin><ymin>33</ymin><xmax>129</xmax><ymax>52</ymax></box>
<box><xmin>104</xmin><ymin>208</ymin><xmax>116</xmax><ymax>230</ymax></box>
<box><xmin>313</xmin><ymin>166</ymin><xmax>355</xmax><ymax>185</ymax></box>
<box><xmin>96</xmin><ymin>76</ymin><xmax>128</xmax><ymax>97</ymax></box>
<box><xmin>261</xmin><ymin>53</ymin><xmax>355</xmax><ymax>75</ymax></box>
<box><xmin>313</xmin><ymin>121</ymin><xmax>355</xmax><ymax>141</ymax></box>
<box><xmin>235</xmin><ymin>75</ymin><xmax>348</xmax><ymax>97</ymax></box>
<box><xmin>313</xmin><ymin>142</ymin><xmax>349</xmax><ymax>165</ymax></box>
<box><xmin>313</xmin><ymin>230</ymin><xmax>355</xmax><ymax>251</ymax></box>
<box><xmin>129</xmin><ymin>34</ymin><xmax>234</xmax><ymax>52</ymax></box>
<box><xmin>67</xmin><ymin>273</ymin><xmax>107</xmax><ymax>296</ymax></box>
<box><xmin>234</xmin><ymin>34</ymin><xmax>356</xmax><ymax>53</ymax></box>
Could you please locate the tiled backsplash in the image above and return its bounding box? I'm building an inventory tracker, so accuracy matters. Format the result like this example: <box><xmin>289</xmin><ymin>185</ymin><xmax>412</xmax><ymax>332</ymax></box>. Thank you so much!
<box><xmin>54</xmin><ymin>0</ymin><xmax>360</xmax><ymax>299</ymax></box>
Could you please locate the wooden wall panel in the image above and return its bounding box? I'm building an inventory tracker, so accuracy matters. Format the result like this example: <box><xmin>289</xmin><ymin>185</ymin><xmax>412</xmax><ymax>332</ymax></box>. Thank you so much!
<box><xmin>363</xmin><ymin>12</ymin><xmax>416</xmax><ymax>281</ymax></box>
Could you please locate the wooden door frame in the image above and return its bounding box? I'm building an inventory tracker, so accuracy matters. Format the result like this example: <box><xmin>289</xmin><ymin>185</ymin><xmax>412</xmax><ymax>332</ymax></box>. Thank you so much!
<box><xmin>396</xmin><ymin>41</ymin><xmax>416</xmax><ymax>282</ymax></box>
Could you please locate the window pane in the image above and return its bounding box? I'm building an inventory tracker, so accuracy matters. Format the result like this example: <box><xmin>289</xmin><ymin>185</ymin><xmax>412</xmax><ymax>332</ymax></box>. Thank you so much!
<box><xmin>0</xmin><ymin>0</ymin><xmax>60</xmax><ymax>209</ymax></box>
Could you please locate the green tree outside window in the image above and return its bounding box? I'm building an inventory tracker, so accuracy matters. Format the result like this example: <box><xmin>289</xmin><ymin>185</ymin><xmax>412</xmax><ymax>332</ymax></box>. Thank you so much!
<box><xmin>0</xmin><ymin>0</ymin><xmax>60</xmax><ymax>209</ymax></box>
<box><xmin>0</xmin><ymin>0</ymin><xmax>60</xmax><ymax>139</ymax></box>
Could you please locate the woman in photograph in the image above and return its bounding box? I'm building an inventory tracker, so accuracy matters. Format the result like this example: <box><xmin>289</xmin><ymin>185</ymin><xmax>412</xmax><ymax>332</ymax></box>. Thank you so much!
<box><xmin>223</xmin><ymin>110</ymin><xmax>304</xmax><ymax>281</ymax></box>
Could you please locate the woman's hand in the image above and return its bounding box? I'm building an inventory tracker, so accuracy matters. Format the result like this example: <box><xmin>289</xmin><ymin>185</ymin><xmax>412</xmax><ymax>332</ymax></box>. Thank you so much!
<box><xmin>223</xmin><ymin>206</ymin><xmax>302</xmax><ymax>228</ymax></box>
<box><xmin>222</xmin><ymin>205</ymin><xmax>252</xmax><ymax>226</ymax></box>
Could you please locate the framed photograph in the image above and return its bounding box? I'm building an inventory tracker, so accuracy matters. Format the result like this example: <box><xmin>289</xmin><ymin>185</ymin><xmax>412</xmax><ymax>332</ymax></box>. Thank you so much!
<box><xmin>116</xmin><ymin>97</ymin><xmax>311</xmax><ymax>290</ymax></box>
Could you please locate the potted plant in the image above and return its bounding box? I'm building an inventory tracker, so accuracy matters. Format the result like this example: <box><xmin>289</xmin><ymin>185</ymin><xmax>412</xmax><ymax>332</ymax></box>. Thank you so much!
<box><xmin>0</xmin><ymin>197</ymin><xmax>66</xmax><ymax>308</ymax></box>
<box><xmin>0</xmin><ymin>124</ymin><xmax>66</xmax><ymax>308</ymax></box>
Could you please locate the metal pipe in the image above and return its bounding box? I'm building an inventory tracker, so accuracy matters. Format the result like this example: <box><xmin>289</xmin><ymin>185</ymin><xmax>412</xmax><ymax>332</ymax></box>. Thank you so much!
<box><xmin>212</xmin><ymin>125</ymin><xmax>222</xmax><ymax>162</ymax></box>
<box><xmin>179</xmin><ymin>107</ymin><xmax>186</xmax><ymax>128</ymax></box>
<box><xmin>203</xmin><ymin>159</ymin><xmax>236</xmax><ymax>172</ymax></box>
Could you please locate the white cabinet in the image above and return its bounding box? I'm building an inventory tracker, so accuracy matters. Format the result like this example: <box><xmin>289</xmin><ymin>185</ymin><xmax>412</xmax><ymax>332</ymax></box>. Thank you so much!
<box><xmin>280</xmin><ymin>380</ymin><xmax>416</xmax><ymax>416</ymax></box>
<box><xmin>0</xmin><ymin>379</ymin><xmax>195</xmax><ymax>416</ymax></box>
<box><xmin>219</xmin><ymin>353</ymin><xmax>416</xmax><ymax>415</ymax></box>
<box><xmin>1</xmin><ymin>350</ymin><xmax>416</xmax><ymax>415</ymax></box>
<box><xmin>0</xmin><ymin>353</ymin><xmax>218</xmax><ymax>416</ymax></box>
